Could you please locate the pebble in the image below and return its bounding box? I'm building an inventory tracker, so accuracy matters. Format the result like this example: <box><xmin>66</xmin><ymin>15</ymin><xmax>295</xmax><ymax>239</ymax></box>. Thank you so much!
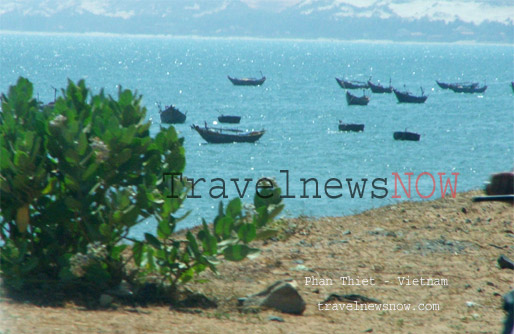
<box><xmin>268</xmin><ymin>315</ymin><xmax>285</xmax><ymax>322</ymax></box>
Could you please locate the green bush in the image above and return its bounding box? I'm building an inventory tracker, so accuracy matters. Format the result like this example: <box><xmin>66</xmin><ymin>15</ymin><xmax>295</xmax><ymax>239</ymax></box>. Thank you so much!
<box><xmin>0</xmin><ymin>77</ymin><xmax>283</xmax><ymax>295</ymax></box>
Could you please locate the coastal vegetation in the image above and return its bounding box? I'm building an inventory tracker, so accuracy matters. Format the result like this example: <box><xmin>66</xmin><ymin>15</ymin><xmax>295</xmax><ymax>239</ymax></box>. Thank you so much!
<box><xmin>0</xmin><ymin>77</ymin><xmax>283</xmax><ymax>300</ymax></box>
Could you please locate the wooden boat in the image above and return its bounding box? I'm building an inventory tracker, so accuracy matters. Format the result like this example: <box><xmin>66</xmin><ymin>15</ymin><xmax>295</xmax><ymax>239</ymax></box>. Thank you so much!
<box><xmin>449</xmin><ymin>84</ymin><xmax>487</xmax><ymax>93</ymax></box>
<box><xmin>218</xmin><ymin>115</ymin><xmax>241</xmax><ymax>124</ymax></box>
<box><xmin>346</xmin><ymin>91</ymin><xmax>370</xmax><ymax>106</ymax></box>
<box><xmin>393</xmin><ymin>131</ymin><xmax>420</xmax><ymax>141</ymax></box>
<box><xmin>227</xmin><ymin>72</ymin><xmax>266</xmax><ymax>86</ymax></box>
<box><xmin>436</xmin><ymin>80</ymin><xmax>450</xmax><ymax>89</ymax></box>
<box><xmin>437</xmin><ymin>81</ymin><xmax>478</xmax><ymax>90</ymax></box>
<box><xmin>393</xmin><ymin>87</ymin><xmax>428</xmax><ymax>104</ymax></box>
<box><xmin>368</xmin><ymin>78</ymin><xmax>393</xmax><ymax>93</ymax></box>
<box><xmin>338</xmin><ymin>121</ymin><xmax>364</xmax><ymax>132</ymax></box>
<box><xmin>159</xmin><ymin>103</ymin><xmax>186</xmax><ymax>124</ymax></box>
<box><xmin>191</xmin><ymin>124</ymin><xmax>264</xmax><ymax>144</ymax></box>
<box><xmin>335</xmin><ymin>78</ymin><xmax>369</xmax><ymax>89</ymax></box>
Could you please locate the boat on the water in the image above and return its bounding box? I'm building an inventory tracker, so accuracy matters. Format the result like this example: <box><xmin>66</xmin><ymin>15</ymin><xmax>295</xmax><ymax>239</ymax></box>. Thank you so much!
<box><xmin>436</xmin><ymin>80</ymin><xmax>451</xmax><ymax>89</ymax></box>
<box><xmin>346</xmin><ymin>91</ymin><xmax>370</xmax><ymax>106</ymax></box>
<box><xmin>368</xmin><ymin>78</ymin><xmax>393</xmax><ymax>93</ymax></box>
<box><xmin>437</xmin><ymin>81</ymin><xmax>478</xmax><ymax>90</ymax></box>
<box><xmin>394</xmin><ymin>131</ymin><xmax>420</xmax><ymax>141</ymax></box>
<box><xmin>393</xmin><ymin>87</ymin><xmax>428</xmax><ymax>104</ymax></box>
<box><xmin>218</xmin><ymin>115</ymin><xmax>241</xmax><ymax>124</ymax></box>
<box><xmin>227</xmin><ymin>72</ymin><xmax>266</xmax><ymax>86</ymax></box>
<box><xmin>511</xmin><ymin>82</ymin><xmax>514</xmax><ymax>93</ymax></box>
<box><xmin>159</xmin><ymin>103</ymin><xmax>186</xmax><ymax>124</ymax></box>
<box><xmin>449</xmin><ymin>83</ymin><xmax>487</xmax><ymax>93</ymax></box>
<box><xmin>338</xmin><ymin>121</ymin><xmax>364</xmax><ymax>132</ymax></box>
<box><xmin>191</xmin><ymin>124</ymin><xmax>265</xmax><ymax>144</ymax></box>
<box><xmin>335</xmin><ymin>78</ymin><xmax>369</xmax><ymax>89</ymax></box>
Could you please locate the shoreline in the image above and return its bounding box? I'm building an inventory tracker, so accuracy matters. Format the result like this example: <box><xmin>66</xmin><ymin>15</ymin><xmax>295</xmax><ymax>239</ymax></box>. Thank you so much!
<box><xmin>2</xmin><ymin>189</ymin><xmax>512</xmax><ymax>333</ymax></box>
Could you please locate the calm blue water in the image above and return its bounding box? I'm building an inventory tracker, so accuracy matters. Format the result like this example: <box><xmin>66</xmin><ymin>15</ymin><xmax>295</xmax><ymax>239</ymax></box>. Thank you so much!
<box><xmin>2</xmin><ymin>33</ymin><xmax>513</xmax><ymax>235</ymax></box>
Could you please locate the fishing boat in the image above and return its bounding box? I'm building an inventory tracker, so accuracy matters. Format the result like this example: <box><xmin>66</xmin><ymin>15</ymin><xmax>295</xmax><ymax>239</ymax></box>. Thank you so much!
<box><xmin>393</xmin><ymin>130</ymin><xmax>420</xmax><ymax>141</ymax></box>
<box><xmin>346</xmin><ymin>91</ymin><xmax>370</xmax><ymax>106</ymax></box>
<box><xmin>449</xmin><ymin>83</ymin><xmax>487</xmax><ymax>93</ymax></box>
<box><xmin>218</xmin><ymin>115</ymin><xmax>241</xmax><ymax>124</ymax></box>
<box><xmin>368</xmin><ymin>78</ymin><xmax>393</xmax><ymax>93</ymax></box>
<box><xmin>335</xmin><ymin>78</ymin><xmax>369</xmax><ymax>89</ymax></box>
<box><xmin>227</xmin><ymin>72</ymin><xmax>266</xmax><ymax>86</ymax></box>
<box><xmin>393</xmin><ymin>87</ymin><xmax>428</xmax><ymax>104</ymax></box>
<box><xmin>436</xmin><ymin>81</ymin><xmax>451</xmax><ymax>89</ymax></box>
<box><xmin>191</xmin><ymin>124</ymin><xmax>265</xmax><ymax>144</ymax></box>
<box><xmin>158</xmin><ymin>103</ymin><xmax>186</xmax><ymax>124</ymax></box>
<box><xmin>437</xmin><ymin>81</ymin><xmax>477</xmax><ymax>90</ymax></box>
<box><xmin>338</xmin><ymin>121</ymin><xmax>364</xmax><ymax>132</ymax></box>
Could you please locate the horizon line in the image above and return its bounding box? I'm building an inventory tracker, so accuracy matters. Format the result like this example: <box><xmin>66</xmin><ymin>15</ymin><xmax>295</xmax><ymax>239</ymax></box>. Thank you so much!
<box><xmin>1</xmin><ymin>30</ymin><xmax>513</xmax><ymax>47</ymax></box>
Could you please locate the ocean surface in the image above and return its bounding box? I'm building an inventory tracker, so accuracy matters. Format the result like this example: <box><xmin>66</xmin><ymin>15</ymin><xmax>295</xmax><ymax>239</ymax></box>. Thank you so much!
<box><xmin>1</xmin><ymin>33</ymin><xmax>513</xmax><ymax>236</ymax></box>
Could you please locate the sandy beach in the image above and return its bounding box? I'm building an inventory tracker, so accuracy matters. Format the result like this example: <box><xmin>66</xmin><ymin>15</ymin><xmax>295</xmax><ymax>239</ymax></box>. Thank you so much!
<box><xmin>1</xmin><ymin>190</ymin><xmax>513</xmax><ymax>333</ymax></box>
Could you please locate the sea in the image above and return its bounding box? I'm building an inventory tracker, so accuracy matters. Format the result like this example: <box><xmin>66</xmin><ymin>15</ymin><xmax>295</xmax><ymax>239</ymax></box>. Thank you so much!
<box><xmin>1</xmin><ymin>33</ymin><xmax>513</xmax><ymax>237</ymax></box>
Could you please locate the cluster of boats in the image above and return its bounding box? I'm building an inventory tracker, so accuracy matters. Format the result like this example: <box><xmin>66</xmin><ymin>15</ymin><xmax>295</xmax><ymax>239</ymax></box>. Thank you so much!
<box><xmin>339</xmin><ymin>77</ymin><xmax>429</xmax><ymax>105</ymax></box>
<box><xmin>159</xmin><ymin>74</ymin><xmax>511</xmax><ymax>144</ymax></box>
<box><xmin>159</xmin><ymin>73</ymin><xmax>267</xmax><ymax>143</ymax></box>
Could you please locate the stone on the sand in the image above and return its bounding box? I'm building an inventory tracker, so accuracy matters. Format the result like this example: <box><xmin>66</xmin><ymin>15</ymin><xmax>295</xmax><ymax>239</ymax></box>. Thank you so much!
<box><xmin>239</xmin><ymin>279</ymin><xmax>306</xmax><ymax>315</ymax></box>
<box><xmin>498</xmin><ymin>254</ymin><xmax>514</xmax><ymax>270</ymax></box>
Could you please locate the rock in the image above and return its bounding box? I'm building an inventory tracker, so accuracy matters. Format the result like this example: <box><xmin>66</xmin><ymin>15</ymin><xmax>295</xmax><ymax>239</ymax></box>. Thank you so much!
<box><xmin>498</xmin><ymin>254</ymin><xmax>514</xmax><ymax>270</ymax></box>
<box><xmin>239</xmin><ymin>280</ymin><xmax>306</xmax><ymax>315</ymax></box>
<box><xmin>99</xmin><ymin>294</ymin><xmax>113</xmax><ymax>307</ymax></box>
<box><xmin>342</xmin><ymin>230</ymin><xmax>352</xmax><ymax>235</ymax></box>
<box><xmin>268</xmin><ymin>315</ymin><xmax>285</xmax><ymax>322</ymax></box>
<box><xmin>328</xmin><ymin>240</ymin><xmax>349</xmax><ymax>245</ymax></box>
<box><xmin>461</xmin><ymin>207</ymin><xmax>468</xmax><ymax>214</ymax></box>
<box><xmin>107</xmin><ymin>280</ymin><xmax>133</xmax><ymax>297</ymax></box>
<box><xmin>486</xmin><ymin>172</ymin><xmax>514</xmax><ymax>196</ymax></box>
<box><xmin>290</xmin><ymin>264</ymin><xmax>313</xmax><ymax>272</ymax></box>
<box><xmin>176</xmin><ymin>293</ymin><xmax>217</xmax><ymax>309</ymax></box>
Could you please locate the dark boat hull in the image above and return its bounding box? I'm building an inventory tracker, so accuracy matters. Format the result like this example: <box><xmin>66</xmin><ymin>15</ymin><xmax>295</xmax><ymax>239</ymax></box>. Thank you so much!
<box><xmin>393</xmin><ymin>90</ymin><xmax>428</xmax><ymax>103</ymax></box>
<box><xmin>436</xmin><ymin>81</ymin><xmax>450</xmax><ymax>89</ymax></box>
<box><xmin>368</xmin><ymin>81</ymin><xmax>393</xmax><ymax>93</ymax></box>
<box><xmin>339</xmin><ymin>123</ymin><xmax>364</xmax><ymax>132</ymax></box>
<box><xmin>335</xmin><ymin>78</ymin><xmax>369</xmax><ymax>89</ymax></box>
<box><xmin>228</xmin><ymin>76</ymin><xmax>266</xmax><ymax>86</ymax></box>
<box><xmin>346</xmin><ymin>91</ymin><xmax>370</xmax><ymax>105</ymax></box>
<box><xmin>192</xmin><ymin>125</ymin><xmax>264</xmax><ymax>144</ymax></box>
<box><xmin>449</xmin><ymin>85</ymin><xmax>487</xmax><ymax>93</ymax></box>
<box><xmin>160</xmin><ymin>106</ymin><xmax>186</xmax><ymax>124</ymax></box>
<box><xmin>218</xmin><ymin>115</ymin><xmax>241</xmax><ymax>124</ymax></box>
<box><xmin>394</xmin><ymin>131</ymin><xmax>420</xmax><ymax>141</ymax></box>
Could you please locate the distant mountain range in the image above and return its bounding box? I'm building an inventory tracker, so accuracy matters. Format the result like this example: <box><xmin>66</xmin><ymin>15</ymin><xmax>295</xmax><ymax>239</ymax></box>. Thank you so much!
<box><xmin>1</xmin><ymin>0</ymin><xmax>513</xmax><ymax>43</ymax></box>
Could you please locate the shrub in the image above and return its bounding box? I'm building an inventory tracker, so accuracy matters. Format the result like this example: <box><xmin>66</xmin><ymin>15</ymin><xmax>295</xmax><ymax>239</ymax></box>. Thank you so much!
<box><xmin>0</xmin><ymin>77</ymin><xmax>283</xmax><ymax>296</ymax></box>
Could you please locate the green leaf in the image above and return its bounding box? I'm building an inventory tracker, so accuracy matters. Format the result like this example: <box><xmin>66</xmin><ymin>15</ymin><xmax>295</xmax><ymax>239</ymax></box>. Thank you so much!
<box><xmin>157</xmin><ymin>220</ymin><xmax>172</xmax><ymax>239</ymax></box>
<box><xmin>226</xmin><ymin>198</ymin><xmax>242</xmax><ymax>218</ymax></box>
<box><xmin>223</xmin><ymin>244</ymin><xmax>252</xmax><ymax>262</ymax></box>
<box><xmin>145</xmin><ymin>233</ymin><xmax>162</xmax><ymax>249</ymax></box>
<box><xmin>132</xmin><ymin>242</ymin><xmax>143</xmax><ymax>266</ymax></box>
<box><xmin>237</xmin><ymin>223</ymin><xmax>256</xmax><ymax>244</ymax></box>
